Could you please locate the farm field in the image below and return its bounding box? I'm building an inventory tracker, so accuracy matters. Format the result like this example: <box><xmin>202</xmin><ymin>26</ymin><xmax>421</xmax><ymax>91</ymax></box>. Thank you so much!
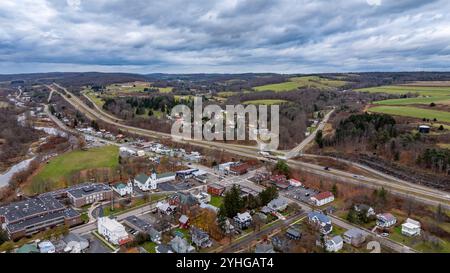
<box><xmin>373</xmin><ymin>96</ymin><xmax>450</xmax><ymax>106</ymax></box>
<box><xmin>253</xmin><ymin>76</ymin><xmax>346</xmax><ymax>92</ymax></box>
<box><xmin>355</xmin><ymin>85</ymin><xmax>450</xmax><ymax>96</ymax></box>
<box><xmin>106</xmin><ymin>81</ymin><xmax>172</xmax><ymax>94</ymax></box>
<box><xmin>28</xmin><ymin>145</ymin><xmax>119</xmax><ymax>193</ymax></box>
<box><xmin>243</xmin><ymin>99</ymin><xmax>288</xmax><ymax>105</ymax></box>
<box><xmin>85</xmin><ymin>90</ymin><xmax>106</xmax><ymax>107</ymax></box>
<box><xmin>369</xmin><ymin>106</ymin><xmax>450</xmax><ymax>123</ymax></box>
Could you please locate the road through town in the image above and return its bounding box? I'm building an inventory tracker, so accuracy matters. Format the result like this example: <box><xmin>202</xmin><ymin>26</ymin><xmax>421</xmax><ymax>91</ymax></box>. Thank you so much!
<box><xmin>47</xmin><ymin>83</ymin><xmax>450</xmax><ymax>209</ymax></box>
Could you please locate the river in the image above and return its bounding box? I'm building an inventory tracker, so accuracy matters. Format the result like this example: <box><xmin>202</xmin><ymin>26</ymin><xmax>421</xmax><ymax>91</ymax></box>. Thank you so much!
<box><xmin>0</xmin><ymin>157</ymin><xmax>36</xmax><ymax>188</ymax></box>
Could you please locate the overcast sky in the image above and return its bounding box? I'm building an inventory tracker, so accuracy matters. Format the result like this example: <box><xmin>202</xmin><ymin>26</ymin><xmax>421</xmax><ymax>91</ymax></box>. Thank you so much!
<box><xmin>0</xmin><ymin>0</ymin><xmax>449</xmax><ymax>74</ymax></box>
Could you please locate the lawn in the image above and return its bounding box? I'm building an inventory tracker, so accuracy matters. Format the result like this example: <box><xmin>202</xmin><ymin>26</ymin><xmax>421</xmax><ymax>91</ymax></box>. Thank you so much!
<box><xmin>29</xmin><ymin>145</ymin><xmax>119</xmax><ymax>193</ymax></box>
<box><xmin>243</xmin><ymin>99</ymin><xmax>288</xmax><ymax>105</ymax></box>
<box><xmin>355</xmin><ymin>85</ymin><xmax>450</xmax><ymax>96</ymax></box>
<box><xmin>174</xmin><ymin>228</ymin><xmax>191</xmax><ymax>242</ymax></box>
<box><xmin>389</xmin><ymin>226</ymin><xmax>450</xmax><ymax>253</ymax></box>
<box><xmin>369</xmin><ymin>106</ymin><xmax>450</xmax><ymax>123</ymax></box>
<box><xmin>253</xmin><ymin>76</ymin><xmax>346</xmax><ymax>92</ymax></box>
<box><xmin>141</xmin><ymin>241</ymin><xmax>157</xmax><ymax>253</ymax></box>
<box><xmin>210</xmin><ymin>196</ymin><xmax>223</xmax><ymax>207</ymax></box>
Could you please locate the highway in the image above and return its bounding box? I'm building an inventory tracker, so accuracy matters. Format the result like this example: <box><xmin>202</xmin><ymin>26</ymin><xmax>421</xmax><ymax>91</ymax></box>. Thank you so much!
<box><xmin>46</xmin><ymin>83</ymin><xmax>450</xmax><ymax>209</ymax></box>
<box><xmin>285</xmin><ymin>108</ymin><xmax>334</xmax><ymax>159</ymax></box>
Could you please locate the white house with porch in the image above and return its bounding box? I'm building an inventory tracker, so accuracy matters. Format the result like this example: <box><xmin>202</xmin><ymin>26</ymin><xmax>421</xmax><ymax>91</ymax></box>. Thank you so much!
<box><xmin>113</xmin><ymin>181</ymin><xmax>133</xmax><ymax>196</ymax></box>
<box><xmin>401</xmin><ymin>218</ymin><xmax>421</xmax><ymax>236</ymax></box>
<box><xmin>97</xmin><ymin>217</ymin><xmax>130</xmax><ymax>245</ymax></box>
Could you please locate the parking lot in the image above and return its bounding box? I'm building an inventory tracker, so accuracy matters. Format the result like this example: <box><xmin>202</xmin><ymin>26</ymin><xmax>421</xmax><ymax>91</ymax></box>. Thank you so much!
<box><xmin>284</xmin><ymin>186</ymin><xmax>319</xmax><ymax>204</ymax></box>
<box><xmin>82</xmin><ymin>233</ymin><xmax>113</xmax><ymax>253</ymax></box>
<box><xmin>157</xmin><ymin>178</ymin><xmax>205</xmax><ymax>192</ymax></box>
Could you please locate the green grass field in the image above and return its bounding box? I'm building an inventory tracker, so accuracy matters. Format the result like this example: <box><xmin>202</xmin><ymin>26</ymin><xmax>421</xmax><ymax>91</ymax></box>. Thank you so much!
<box><xmin>253</xmin><ymin>76</ymin><xmax>347</xmax><ymax>92</ymax></box>
<box><xmin>157</xmin><ymin>87</ymin><xmax>173</xmax><ymax>93</ymax></box>
<box><xmin>369</xmin><ymin>106</ymin><xmax>450</xmax><ymax>123</ymax></box>
<box><xmin>29</xmin><ymin>146</ymin><xmax>119</xmax><ymax>193</ymax></box>
<box><xmin>355</xmin><ymin>85</ymin><xmax>450</xmax><ymax>96</ymax></box>
<box><xmin>85</xmin><ymin>91</ymin><xmax>106</xmax><ymax>107</ymax></box>
<box><xmin>210</xmin><ymin>196</ymin><xmax>223</xmax><ymax>207</ymax></box>
<box><xmin>373</xmin><ymin>96</ymin><xmax>450</xmax><ymax>106</ymax></box>
<box><xmin>243</xmin><ymin>99</ymin><xmax>288</xmax><ymax>105</ymax></box>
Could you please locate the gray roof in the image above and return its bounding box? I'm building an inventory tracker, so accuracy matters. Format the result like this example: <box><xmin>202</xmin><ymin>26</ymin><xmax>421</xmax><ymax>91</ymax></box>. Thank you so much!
<box><xmin>124</xmin><ymin>215</ymin><xmax>152</xmax><ymax>232</ymax></box>
<box><xmin>268</xmin><ymin>198</ymin><xmax>287</xmax><ymax>209</ymax></box>
<box><xmin>190</xmin><ymin>226</ymin><xmax>209</xmax><ymax>240</ymax></box>
<box><xmin>255</xmin><ymin>241</ymin><xmax>275</xmax><ymax>253</ymax></box>
<box><xmin>0</xmin><ymin>195</ymin><xmax>64</xmax><ymax>222</ymax></box>
<box><xmin>66</xmin><ymin>183</ymin><xmax>111</xmax><ymax>199</ymax></box>
<box><xmin>344</xmin><ymin>228</ymin><xmax>365</xmax><ymax>238</ymax></box>
<box><xmin>330</xmin><ymin>235</ymin><xmax>343</xmax><ymax>245</ymax></box>
<box><xmin>308</xmin><ymin>211</ymin><xmax>331</xmax><ymax>224</ymax></box>
<box><xmin>0</xmin><ymin>195</ymin><xmax>80</xmax><ymax>233</ymax></box>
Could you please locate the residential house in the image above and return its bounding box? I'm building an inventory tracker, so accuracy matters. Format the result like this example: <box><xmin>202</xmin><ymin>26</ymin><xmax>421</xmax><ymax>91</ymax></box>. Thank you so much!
<box><xmin>354</xmin><ymin>204</ymin><xmax>375</xmax><ymax>218</ymax></box>
<box><xmin>401</xmin><ymin>218</ymin><xmax>421</xmax><ymax>237</ymax></box>
<box><xmin>62</xmin><ymin>233</ymin><xmax>90</xmax><ymax>253</ymax></box>
<box><xmin>310</xmin><ymin>191</ymin><xmax>334</xmax><ymax>207</ymax></box>
<box><xmin>38</xmin><ymin>241</ymin><xmax>56</xmax><ymax>253</ymax></box>
<box><xmin>97</xmin><ymin>217</ymin><xmax>131</xmax><ymax>245</ymax></box>
<box><xmin>270</xmin><ymin>175</ymin><xmax>290</xmax><ymax>189</ymax></box>
<box><xmin>199</xmin><ymin>202</ymin><xmax>219</xmax><ymax>213</ymax></box>
<box><xmin>170</xmin><ymin>236</ymin><xmax>195</xmax><ymax>253</ymax></box>
<box><xmin>376</xmin><ymin>213</ymin><xmax>397</xmax><ymax>228</ymax></box>
<box><xmin>325</xmin><ymin>235</ymin><xmax>343</xmax><ymax>252</ymax></box>
<box><xmin>308</xmin><ymin>211</ymin><xmax>333</xmax><ymax>235</ymax></box>
<box><xmin>113</xmin><ymin>181</ymin><xmax>133</xmax><ymax>197</ymax></box>
<box><xmin>190</xmin><ymin>226</ymin><xmax>212</xmax><ymax>248</ymax></box>
<box><xmin>179</xmin><ymin>215</ymin><xmax>190</xmax><ymax>229</ymax></box>
<box><xmin>343</xmin><ymin>228</ymin><xmax>366</xmax><ymax>247</ymax></box>
<box><xmin>289</xmin><ymin>178</ymin><xmax>302</xmax><ymax>187</ymax></box>
<box><xmin>233</xmin><ymin>211</ymin><xmax>252</xmax><ymax>229</ymax></box>
<box><xmin>169</xmin><ymin>192</ymin><xmax>199</xmax><ymax>214</ymax></box>
<box><xmin>15</xmin><ymin>244</ymin><xmax>39</xmax><ymax>253</ymax></box>
<box><xmin>155</xmin><ymin>244</ymin><xmax>173</xmax><ymax>253</ymax></box>
<box><xmin>255</xmin><ymin>240</ymin><xmax>275</xmax><ymax>253</ymax></box>
<box><xmin>156</xmin><ymin>201</ymin><xmax>177</xmax><ymax>215</ymax></box>
<box><xmin>192</xmin><ymin>191</ymin><xmax>211</xmax><ymax>204</ymax></box>
<box><xmin>123</xmin><ymin>215</ymin><xmax>162</xmax><ymax>243</ymax></box>
<box><xmin>286</xmin><ymin>224</ymin><xmax>302</xmax><ymax>240</ymax></box>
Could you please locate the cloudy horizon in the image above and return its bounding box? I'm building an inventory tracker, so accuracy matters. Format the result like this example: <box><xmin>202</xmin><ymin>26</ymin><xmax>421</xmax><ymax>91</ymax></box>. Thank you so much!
<box><xmin>1</xmin><ymin>0</ymin><xmax>450</xmax><ymax>74</ymax></box>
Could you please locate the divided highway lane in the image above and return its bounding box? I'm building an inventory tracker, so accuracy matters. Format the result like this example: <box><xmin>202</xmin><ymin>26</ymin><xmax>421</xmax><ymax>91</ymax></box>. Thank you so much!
<box><xmin>48</xmin><ymin>83</ymin><xmax>450</xmax><ymax>209</ymax></box>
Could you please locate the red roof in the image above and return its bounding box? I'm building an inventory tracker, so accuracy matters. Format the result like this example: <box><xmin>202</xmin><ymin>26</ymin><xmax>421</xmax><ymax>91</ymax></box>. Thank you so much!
<box><xmin>312</xmin><ymin>191</ymin><xmax>334</xmax><ymax>201</ymax></box>
<box><xmin>230</xmin><ymin>163</ymin><xmax>250</xmax><ymax>173</ymax></box>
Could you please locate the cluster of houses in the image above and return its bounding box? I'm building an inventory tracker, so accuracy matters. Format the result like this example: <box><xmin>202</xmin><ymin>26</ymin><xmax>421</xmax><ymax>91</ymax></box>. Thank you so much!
<box><xmin>13</xmin><ymin>233</ymin><xmax>90</xmax><ymax>253</ymax></box>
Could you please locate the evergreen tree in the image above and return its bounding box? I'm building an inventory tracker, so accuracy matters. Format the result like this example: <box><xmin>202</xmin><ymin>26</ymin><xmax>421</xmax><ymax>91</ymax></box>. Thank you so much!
<box><xmin>258</xmin><ymin>186</ymin><xmax>279</xmax><ymax>206</ymax></box>
<box><xmin>315</xmin><ymin>130</ymin><xmax>324</xmax><ymax>148</ymax></box>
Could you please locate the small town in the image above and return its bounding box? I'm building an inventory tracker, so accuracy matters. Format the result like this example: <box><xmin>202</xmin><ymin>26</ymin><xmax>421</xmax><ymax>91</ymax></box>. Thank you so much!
<box><xmin>1</xmin><ymin>2</ymin><xmax>450</xmax><ymax>270</ymax></box>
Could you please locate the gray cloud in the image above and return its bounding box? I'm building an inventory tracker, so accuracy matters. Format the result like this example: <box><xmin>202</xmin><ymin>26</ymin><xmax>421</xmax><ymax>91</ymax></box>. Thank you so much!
<box><xmin>0</xmin><ymin>0</ymin><xmax>449</xmax><ymax>74</ymax></box>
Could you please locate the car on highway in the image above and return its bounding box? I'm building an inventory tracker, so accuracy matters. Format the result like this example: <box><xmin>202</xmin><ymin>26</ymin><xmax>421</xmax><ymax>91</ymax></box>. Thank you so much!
<box><xmin>324</xmin><ymin>166</ymin><xmax>330</xmax><ymax>171</ymax></box>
